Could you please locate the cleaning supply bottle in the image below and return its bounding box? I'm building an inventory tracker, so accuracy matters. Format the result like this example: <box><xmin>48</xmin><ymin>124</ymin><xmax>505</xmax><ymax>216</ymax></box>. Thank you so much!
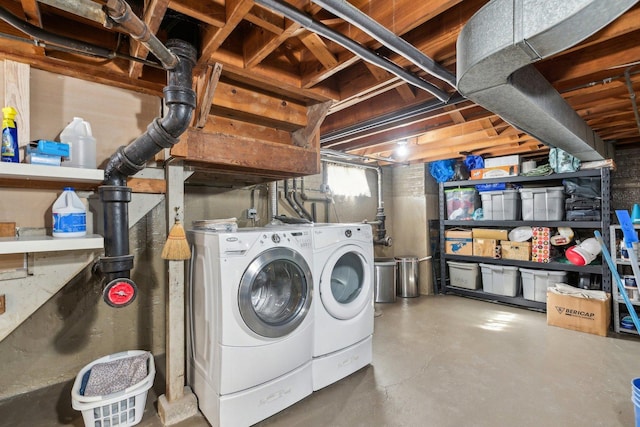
<box><xmin>1</xmin><ymin>107</ymin><xmax>19</xmax><ymax>163</ymax></box>
<box><xmin>60</xmin><ymin>117</ymin><xmax>96</xmax><ymax>169</ymax></box>
<box><xmin>52</xmin><ymin>187</ymin><xmax>87</xmax><ymax>238</ymax></box>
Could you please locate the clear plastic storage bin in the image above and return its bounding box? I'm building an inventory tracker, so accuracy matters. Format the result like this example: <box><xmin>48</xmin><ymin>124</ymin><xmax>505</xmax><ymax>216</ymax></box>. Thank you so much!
<box><xmin>519</xmin><ymin>268</ymin><xmax>567</xmax><ymax>302</ymax></box>
<box><xmin>519</xmin><ymin>187</ymin><xmax>565</xmax><ymax>221</ymax></box>
<box><xmin>445</xmin><ymin>188</ymin><xmax>476</xmax><ymax>220</ymax></box>
<box><xmin>480</xmin><ymin>189</ymin><xmax>520</xmax><ymax>220</ymax></box>
<box><xmin>447</xmin><ymin>261</ymin><xmax>480</xmax><ymax>289</ymax></box>
<box><xmin>479</xmin><ymin>264</ymin><xmax>520</xmax><ymax>296</ymax></box>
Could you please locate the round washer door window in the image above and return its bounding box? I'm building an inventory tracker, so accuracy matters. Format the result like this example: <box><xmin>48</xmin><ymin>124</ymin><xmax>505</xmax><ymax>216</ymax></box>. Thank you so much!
<box><xmin>239</xmin><ymin>247</ymin><xmax>312</xmax><ymax>338</ymax></box>
<box><xmin>320</xmin><ymin>245</ymin><xmax>371</xmax><ymax>320</ymax></box>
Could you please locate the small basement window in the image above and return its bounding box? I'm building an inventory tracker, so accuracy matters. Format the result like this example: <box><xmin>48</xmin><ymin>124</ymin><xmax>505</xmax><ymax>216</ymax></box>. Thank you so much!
<box><xmin>326</xmin><ymin>164</ymin><xmax>371</xmax><ymax>197</ymax></box>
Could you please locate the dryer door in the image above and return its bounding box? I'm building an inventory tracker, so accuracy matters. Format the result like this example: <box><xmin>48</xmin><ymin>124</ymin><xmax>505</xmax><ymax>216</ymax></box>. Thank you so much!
<box><xmin>319</xmin><ymin>244</ymin><xmax>372</xmax><ymax>320</ymax></box>
<box><xmin>238</xmin><ymin>247</ymin><xmax>313</xmax><ymax>338</ymax></box>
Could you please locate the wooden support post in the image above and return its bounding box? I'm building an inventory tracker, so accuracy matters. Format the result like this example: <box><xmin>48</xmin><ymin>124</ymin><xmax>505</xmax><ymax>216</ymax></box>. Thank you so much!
<box><xmin>3</xmin><ymin>60</ymin><xmax>30</xmax><ymax>151</ymax></box>
<box><xmin>158</xmin><ymin>161</ymin><xmax>198</xmax><ymax>425</ymax></box>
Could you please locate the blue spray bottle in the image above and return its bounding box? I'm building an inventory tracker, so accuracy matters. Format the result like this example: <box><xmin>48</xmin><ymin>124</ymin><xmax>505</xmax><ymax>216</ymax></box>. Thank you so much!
<box><xmin>1</xmin><ymin>107</ymin><xmax>19</xmax><ymax>163</ymax></box>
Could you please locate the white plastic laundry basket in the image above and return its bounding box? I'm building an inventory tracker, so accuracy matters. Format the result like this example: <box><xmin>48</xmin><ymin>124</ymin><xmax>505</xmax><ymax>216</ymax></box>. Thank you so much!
<box><xmin>71</xmin><ymin>350</ymin><xmax>155</xmax><ymax>427</ymax></box>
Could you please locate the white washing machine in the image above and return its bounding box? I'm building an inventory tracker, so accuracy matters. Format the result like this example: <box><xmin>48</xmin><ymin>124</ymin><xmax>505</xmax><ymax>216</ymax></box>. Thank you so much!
<box><xmin>187</xmin><ymin>227</ymin><xmax>314</xmax><ymax>427</ymax></box>
<box><xmin>311</xmin><ymin>223</ymin><xmax>374</xmax><ymax>391</ymax></box>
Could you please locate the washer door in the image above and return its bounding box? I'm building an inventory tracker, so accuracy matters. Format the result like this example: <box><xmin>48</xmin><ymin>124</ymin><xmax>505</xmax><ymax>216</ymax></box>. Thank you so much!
<box><xmin>238</xmin><ymin>247</ymin><xmax>313</xmax><ymax>338</ymax></box>
<box><xmin>320</xmin><ymin>244</ymin><xmax>371</xmax><ymax>320</ymax></box>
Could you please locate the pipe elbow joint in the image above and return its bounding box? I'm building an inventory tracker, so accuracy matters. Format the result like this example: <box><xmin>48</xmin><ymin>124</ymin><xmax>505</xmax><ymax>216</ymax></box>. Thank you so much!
<box><xmin>374</xmin><ymin>236</ymin><xmax>393</xmax><ymax>247</ymax></box>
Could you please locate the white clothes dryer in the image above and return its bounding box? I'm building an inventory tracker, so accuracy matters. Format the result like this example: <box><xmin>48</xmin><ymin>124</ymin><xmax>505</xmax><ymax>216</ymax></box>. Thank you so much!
<box><xmin>187</xmin><ymin>227</ymin><xmax>314</xmax><ymax>427</ymax></box>
<box><xmin>311</xmin><ymin>223</ymin><xmax>374</xmax><ymax>391</ymax></box>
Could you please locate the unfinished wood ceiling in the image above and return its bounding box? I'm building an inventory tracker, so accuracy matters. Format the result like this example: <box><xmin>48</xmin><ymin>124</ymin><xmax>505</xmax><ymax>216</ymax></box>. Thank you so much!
<box><xmin>1</xmin><ymin>0</ymin><xmax>639</xmax><ymax>166</ymax></box>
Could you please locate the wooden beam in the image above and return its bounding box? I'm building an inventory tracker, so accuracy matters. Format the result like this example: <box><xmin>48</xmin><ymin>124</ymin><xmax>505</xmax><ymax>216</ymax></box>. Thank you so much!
<box><xmin>168</xmin><ymin>0</ymin><xmax>225</xmax><ymax>27</ymax></box>
<box><xmin>246</xmin><ymin>5</ymin><xmax>286</xmax><ymax>35</ymax></box>
<box><xmin>127</xmin><ymin>177</ymin><xmax>166</xmax><ymax>194</ymax></box>
<box><xmin>197</xmin><ymin>0</ymin><xmax>254</xmax><ymax>71</ymax></box>
<box><xmin>208</xmin><ymin>49</ymin><xmax>337</xmax><ymax>102</ymax></box>
<box><xmin>20</xmin><ymin>0</ymin><xmax>41</xmax><ymax>27</ymax></box>
<box><xmin>244</xmin><ymin>20</ymin><xmax>302</xmax><ymax>69</ymax></box>
<box><xmin>298</xmin><ymin>32</ymin><xmax>339</xmax><ymax>70</ymax></box>
<box><xmin>212</xmin><ymin>81</ymin><xmax>308</xmax><ymax>131</ymax></box>
<box><xmin>129</xmin><ymin>0</ymin><xmax>170</xmax><ymax>79</ymax></box>
<box><xmin>292</xmin><ymin>101</ymin><xmax>332</xmax><ymax>148</ymax></box>
<box><xmin>540</xmin><ymin>34</ymin><xmax>640</xmax><ymax>84</ymax></box>
<box><xmin>174</xmin><ymin>129</ymin><xmax>321</xmax><ymax>177</ymax></box>
<box><xmin>444</xmin><ymin>105</ymin><xmax>466</xmax><ymax>124</ymax></box>
<box><xmin>3</xmin><ymin>61</ymin><xmax>30</xmax><ymax>149</ymax></box>
<box><xmin>362</xmin><ymin>62</ymin><xmax>415</xmax><ymax>102</ymax></box>
<box><xmin>194</xmin><ymin>63</ymin><xmax>223</xmax><ymax>129</ymax></box>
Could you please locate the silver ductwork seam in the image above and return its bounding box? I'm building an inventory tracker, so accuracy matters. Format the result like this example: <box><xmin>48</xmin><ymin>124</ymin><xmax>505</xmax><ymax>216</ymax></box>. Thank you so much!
<box><xmin>457</xmin><ymin>0</ymin><xmax>638</xmax><ymax>161</ymax></box>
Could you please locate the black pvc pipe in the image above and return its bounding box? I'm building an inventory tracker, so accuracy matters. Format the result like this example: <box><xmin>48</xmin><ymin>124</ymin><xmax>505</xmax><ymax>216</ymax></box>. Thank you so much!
<box><xmin>99</xmin><ymin>39</ymin><xmax>196</xmax><ymax>284</ymax></box>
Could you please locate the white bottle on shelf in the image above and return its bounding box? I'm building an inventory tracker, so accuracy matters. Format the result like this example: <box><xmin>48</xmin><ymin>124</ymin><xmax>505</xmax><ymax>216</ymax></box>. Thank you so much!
<box><xmin>60</xmin><ymin>117</ymin><xmax>97</xmax><ymax>169</ymax></box>
<box><xmin>52</xmin><ymin>187</ymin><xmax>87</xmax><ymax>238</ymax></box>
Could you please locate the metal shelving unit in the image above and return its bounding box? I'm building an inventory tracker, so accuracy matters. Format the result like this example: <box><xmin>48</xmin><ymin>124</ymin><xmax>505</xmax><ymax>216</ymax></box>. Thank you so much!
<box><xmin>438</xmin><ymin>168</ymin><xmax>612</xmax><ymax>310</ymax></box>
<box><xmin>609</xmin><ymin>224</ymin><xmax>640</xmax><ymax>335</ymax></box>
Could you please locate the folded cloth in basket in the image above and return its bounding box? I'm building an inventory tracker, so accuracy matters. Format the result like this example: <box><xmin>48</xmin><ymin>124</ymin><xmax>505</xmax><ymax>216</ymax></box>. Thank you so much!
<box><xmin>83</xmin><ymin>353</ymin><xmax>149</xmax><ymax>397</ymax></box>
<box><xmin>548</xmin><ymin>283</ymin><xmax>608</xmax><ymax>301</ymax></box>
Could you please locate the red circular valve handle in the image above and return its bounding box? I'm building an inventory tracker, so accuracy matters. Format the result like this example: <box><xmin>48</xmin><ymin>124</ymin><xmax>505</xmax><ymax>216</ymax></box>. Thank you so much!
<box><xmin>103</xmin><ymin>279</ymin><xmax>137</xmax><ymax>307</ymax></box>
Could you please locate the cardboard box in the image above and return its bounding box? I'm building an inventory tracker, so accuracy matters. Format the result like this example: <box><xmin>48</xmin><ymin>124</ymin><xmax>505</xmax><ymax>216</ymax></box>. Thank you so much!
<box><xmin>445</xmin><ymin>229</ymin><xmax>473</xmax><ymax>255</ymax></box>
<box><xmin>531</xmin><ymin>227</ymin><xmax>551</xmax><ymax>263</ymax></box>
<box><xmin>500</xmin><ymin>240</ymin><xmax>531</xmax><ymax>261</ymax></box>
<box><xmin>470</xmin><ymin>165</ymin><xmax>519</xmax><ymax>180</ymax></box>
<box><xmin>473</xmin><ymin>238</ymin><xmax>499</xmax><ymax>257</ymax></box>
<box><xmin>546</xmin><ymin>292</ymin><xmax>611</xmax><ymax>337</ymax></box>
<box><xmin>484</xmin><ymin>155</ymin><xmax>520</xmax><ymax>168</ymax></box>
<box><xmin>472</xmin><ymin>228</ymin><xmax>508</xmax><ymax>240</ymax></box>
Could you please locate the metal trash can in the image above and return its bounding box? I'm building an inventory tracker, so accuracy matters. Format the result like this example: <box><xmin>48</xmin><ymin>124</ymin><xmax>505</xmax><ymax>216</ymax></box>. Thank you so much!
<box><xmin>374</xmin><ymin>258</ymin><xmax>397</xmax><ymax>303</ymax></box>
<box><xmin>396</xmin><ymin>256</ymin><xmax>420</xmax><ymax>298</ymax></box>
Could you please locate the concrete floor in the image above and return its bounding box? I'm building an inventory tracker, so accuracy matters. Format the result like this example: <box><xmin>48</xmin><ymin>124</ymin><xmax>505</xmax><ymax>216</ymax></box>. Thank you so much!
<box><xmin>1</xmin><ymin>295</ymin><xmax>639</xmax><ymax>426</ymax></box>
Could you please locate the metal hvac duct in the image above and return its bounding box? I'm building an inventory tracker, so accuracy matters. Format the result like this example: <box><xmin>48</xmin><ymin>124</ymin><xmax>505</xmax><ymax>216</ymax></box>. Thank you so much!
<box><xmin>457</xmin><ymin>0</ymin><xmax>638</xmax><ymax>161</ymax></box>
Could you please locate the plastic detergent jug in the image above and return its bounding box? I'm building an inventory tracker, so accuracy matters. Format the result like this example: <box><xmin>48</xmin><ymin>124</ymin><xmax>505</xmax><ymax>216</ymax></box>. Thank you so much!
<box><xmin>52</xmin><ymin>187</ymin><xmax>87</xmax><ymax>238</ymax></box>
<box><xmin>60</xmin><ymin>117</ymin><xmax>96</xmax><ymax>169</ymax></box>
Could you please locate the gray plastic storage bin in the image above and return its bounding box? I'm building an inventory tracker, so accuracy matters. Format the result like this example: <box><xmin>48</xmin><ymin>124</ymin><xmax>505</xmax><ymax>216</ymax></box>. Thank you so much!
<box><xmin>446</xmin><ymin>261</ymin><xmax>480</xmax><ymax>290</ymax></box>
<box><xmin>519</xmin><ymin>268</ymin><xmax>568</xmax><ymax>302</ymax></box>
<box><xmin>479</xmin><ymin>264</ymin><xmax>520</xmax><ymax>296</ymax></box>
<box><xmin>480</xmin><ymin>190</ymin><xmax>520</xmax><ymax>220</ymax></box>
<box><xmin>519</xmin><ymin>187</ymin><xmax>565</xmax><ymax>221</ymax></box>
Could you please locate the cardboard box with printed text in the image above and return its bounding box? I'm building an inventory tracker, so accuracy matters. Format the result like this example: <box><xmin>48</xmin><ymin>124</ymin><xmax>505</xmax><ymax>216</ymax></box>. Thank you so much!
<box><xmin>546</xmin><ymin>292</ymin><xmax>611</xmax><ymax>337</ymax></box>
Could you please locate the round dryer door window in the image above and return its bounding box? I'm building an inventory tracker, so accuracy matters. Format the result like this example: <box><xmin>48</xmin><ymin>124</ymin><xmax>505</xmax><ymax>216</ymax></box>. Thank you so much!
<box><xmin>238</xmin><ymin>247</ymin><xmax>313</xmax><ymax>338</ymax></box>
<box><xmin>320</xmin><ymin>245</ymin><xmax>372</xmax><ymax>320</ymax></box>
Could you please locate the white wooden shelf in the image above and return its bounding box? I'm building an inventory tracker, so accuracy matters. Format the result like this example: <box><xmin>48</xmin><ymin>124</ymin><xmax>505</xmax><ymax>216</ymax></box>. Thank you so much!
<box><xmin>0</xmin><ymin>162</ymin><xmax>104</xmax><ymax>183</ymax></box>
<box><xmin>0</xmin><ymin>235</ymin><xmax>104</xmax><ymax>255</ymax></box>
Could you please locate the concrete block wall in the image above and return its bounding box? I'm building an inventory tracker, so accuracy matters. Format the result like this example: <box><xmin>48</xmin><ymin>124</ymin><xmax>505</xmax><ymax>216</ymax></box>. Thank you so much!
<box><xmin>612</xmin><ymin>148</ymin><xmax>640</xmax><ymax>213</ymax></box>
